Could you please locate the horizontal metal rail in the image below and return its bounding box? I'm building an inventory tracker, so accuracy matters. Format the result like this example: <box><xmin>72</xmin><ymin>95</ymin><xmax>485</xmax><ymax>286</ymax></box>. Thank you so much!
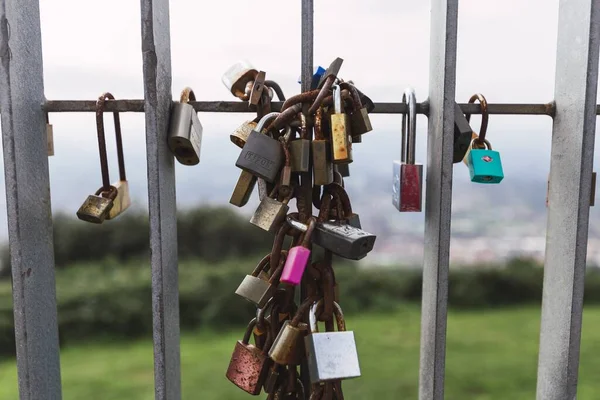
<box><xmin>43</xmin><ymin>100</ymin><xmax>560</xmax><ymax>115</ymax></box>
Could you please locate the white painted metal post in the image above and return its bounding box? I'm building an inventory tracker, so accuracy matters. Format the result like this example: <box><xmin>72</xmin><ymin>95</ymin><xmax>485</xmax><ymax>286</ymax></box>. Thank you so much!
<box><xmin>0</xmin><ymin>1</ymin><xmax>62</xmax><ymax>399</ymax></box>
<box><xmin>418</xmin><ymin>1</ymin><xmax>459</xmax><ymax>399</ymax></box>
<box><xmin>536</xmin><ymin>1</ymin><xmax>600</xmax><ymax>399</ymax></box>
<box><xmin>140</xmin><ymin>1</ymin><xmax>180</xmax><ymax>399</ymax></box>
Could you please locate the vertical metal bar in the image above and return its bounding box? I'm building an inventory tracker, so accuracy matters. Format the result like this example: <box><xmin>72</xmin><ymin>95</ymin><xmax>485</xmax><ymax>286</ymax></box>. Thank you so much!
<box><xmin>300</xmin><ymin>1</ymin><xmax>313</xmax><ymax>398</ymax></box>
<box><xmin>536</xmin><ymin>1</ymin><xmax>600</xmax><ymax>399</ymax></box>
<box><xmin>0</xmin><ymin>1</ymin><xmax>62</xmax><ymax>399</ymax></box>
<box><xmin>418</xmin><ymin>1</ymin><xmax>458</xmax><ymax>399</ymax></box>
<box><xmin>140</xmin><ymin>1</ymin><xmax>180</xmax><ymax>399</ymax></box>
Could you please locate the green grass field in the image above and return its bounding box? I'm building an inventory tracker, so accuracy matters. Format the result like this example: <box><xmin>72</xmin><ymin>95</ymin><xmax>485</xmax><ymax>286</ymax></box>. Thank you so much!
<box><xmin>2</xmin><ymin>305</ymin><xmax>600</xmax><ymax>399</ymax></box>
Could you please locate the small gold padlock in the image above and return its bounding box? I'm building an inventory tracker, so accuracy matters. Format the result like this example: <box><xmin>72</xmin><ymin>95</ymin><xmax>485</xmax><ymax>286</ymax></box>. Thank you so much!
<box><xmin>77</xmin><ymin>186</ymin><xmax>118</xmax><ymax>224</ymax></box>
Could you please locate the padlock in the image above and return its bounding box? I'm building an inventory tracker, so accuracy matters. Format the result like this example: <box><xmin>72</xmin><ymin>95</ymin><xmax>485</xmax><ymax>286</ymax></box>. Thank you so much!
<box><xmin>279</xmin><ymin>127</ymin><xmax>293</xmax><ymax>188</ymax></box>
<box><xmin>453</xmin><ymin>102</ymin><xmax>474</xmax><ymax>163</ymax></box>
<box><xmin>93</xmin><ymin>93</ymin><xmax>132</xmax><ymax>220</ymax></box>
<box><xmin>330</xmin><ymin>84</ymin><xmax>353</xmax><ymax>164</ymax></box>
<box><xmin>167</xmin><ymin>87</ymin><xmax>203</xmax><ymax>165</ymax></box>
<box><xmin>312</xmin><ymin>108</ymin><xmax>334</xmax><ymax>186</ymax></box>
<box><xmin>281</xmin><ymin>218</ymin><xmax>317</xmax><ymax>285</ymax></box>
<box><xmin>305</xmin><ymin>300</ymin><xmax>361</xmax><ymax>383</ymax></box>
<box><xmin>221</xmin><ymin>60</ymin><xmax>259</xmax><ymax>100</ymax></box>
<box><xmin>463</xmin><ymin>94</ymin><xmax>503</xmax><ymax>184</ymax></box>
<box><xmin>312</xmin><ymin>221</ymin><xmax>376</xmax><ymax>261</ymax></box>
<box><xmin>466</xmin><ymin>139</ymin><xmax>504</xmax><ymax>183</ymax></box>
<box><xmin>77</xmin><ymin>185</ymin><xmax>118</xmax><ymax>224</ymax></box>
<box><xmin>290</xmin><ymin>114</ymin><xmax>311</xmax><ymax>172</ymax></box>
<box><xmin>317</xmin><ymin>57</ymin><xmax>343</xmax><ymax>89</ymax></box>
<box><xmin>268</xmin><ymin>299</ymin><xmax>312</xmax><ymax>365</ymax></box>
<box><xmin>230</xmin><ymin>119</ymin><xmax>258</xmax><ymax>148</ymax></box>
<box><xmin>343</xmin><ymin>82</ymin><xmax>372</xmax><ymax>137</ymax></box>
<box><xmin>230</xmin><ymin>170</ymin><xmax>258</xmax><ymax>207</ymax></box>
<box><xmin>236</xmin><ymin>112</ymin><xmax>284</xmax><ymax>183</ymax></box>
<box><xmin>335</xmin><ymin>163</ymin><xmax>350</xmax><ymax>178</ymax></box>
<box><xmin>226</xmin><ymin>318</ymin><xmax>271</xmax><ymax>395</ymax></box>
<box><xmin>249</xmin><ymin>70</ymin><xmax>266</xmax><ymax>107</ymax></box>
<box><xmin>235</xmin><ymin>253</ymin><xmax>285</xmax><ymax>307</ymax></box>
<box><xmin>46</xmin><ymin>112</ymin><xmax>54</xmax><ymax>156</ymax></box>
<box><xmin>250</xmin><ymin>187</ymin><xmax>293</xmax><ymax>233</ymax></box>
<box><xmin>263</xmin><ymin>364</ymin><xmax>282</xmax><ymax>394</ymax></box>
<box><xmin>392</xmin><ymin>88</ymin><xmax>423</xmax><ymax>212</ymax></box>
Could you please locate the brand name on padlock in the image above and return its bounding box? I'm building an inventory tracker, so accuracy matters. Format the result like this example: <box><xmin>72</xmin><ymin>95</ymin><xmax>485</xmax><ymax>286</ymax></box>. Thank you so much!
<box><xmin>244</xmin><ymin>151</ymin><xmax>275</xmax><ymax>171</ymax></box>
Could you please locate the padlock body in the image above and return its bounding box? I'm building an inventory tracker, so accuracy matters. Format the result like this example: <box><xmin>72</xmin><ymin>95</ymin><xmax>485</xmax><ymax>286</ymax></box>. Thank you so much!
<box><xmin>222</xmin><ymin>61</ymin><xmax>258</xmax><ymax>99</ymax></box>
<box><xmin>234</xmin><ymin>275</ymin><xmax>276</xmax><ymax>308</ymax></box>
<box><xmin>106</xmin><ymin>180</ymin><xmax>131</xmax><ymax>220</ymax></box>
<box><xmin>76</xmin><ymin>195</ymin><xmax>114</xmax><ymax>224</ymax></box>
<box><xmin>336</xmin><ymin>163</ymin><xmax>350</xmax><ymax>178</ymax></box>
<box><xmin>263</xmin><ymin>366</ymin><xmax>281</xmax><ymax>394</ymax></box>
<box><xmin>453</xmin><ymin>103</ymin><xmax>473</xmax><ymax>163</ymax></box>
<box><xmin>312</xmin><ymin>221</ymin><xmax>376</xmax><ymax>261</ymax></box>
<box><xmin>230</xmin><ymin>170</ymin><xmax>257</xmax><ymax>207</ymax></box>
<box><xmin>350</xmin><ymin>107</ymin><xmax>372</xmax><ymax>136</ymax></box>
<box><xmin>290</xmin><ymin>139</ymin><xmax>310</xmax><ymax>172</ymax></box>
<box><xmin>167</xmin><ymin>102</ymin><xmax>203</xmax><ymax>165</ymax></box>
<box><xmin>236</xmin><ymin>130</ymin><xmax>284</xmax><ymax>183</ymax></box>
<box><xmin>250</xmin><ymin>197</ymin><xmax>289</xmax><ymax>233</ymax></box>
<box><xmin>392</xmin><ymin>163</ymin><xmax>423</xmax><ymax>212</ymax></box>
<box><xmin>268</xmin><ymin>321</ymin><xmax>308</xmax><ymax>365</ymax></box>
<box><xmin>280</xmin><ymin>246</ymin><xmax>311</xmax><ymax>286</ymax></box>
<box><xmin>230</xmin><ymin>120</ymin><xmax>257</xmax><ymax>148</ymax></box>
<box><xmin>305</xmin><ymin>331</ymin><xmax>361</xmax><ymax>383</ymax></box>
<box><xmin>226</xmin><ymin>340</ymin><xmax>269</xmax><ymax>395</ymax></box>
<box><xmin>312</xmin><ymin>140</ymin><xmax>334</xmax><ymax>185</ymax></box>
<box><xmin>330</xmin><ymin>113</ymin><xmax>353</xmax><ymax>164</ymax></box>
<box><xmin>467</xmin><ymin>149</ymin><xmax>504</xmax><ymax>184</ymax></box>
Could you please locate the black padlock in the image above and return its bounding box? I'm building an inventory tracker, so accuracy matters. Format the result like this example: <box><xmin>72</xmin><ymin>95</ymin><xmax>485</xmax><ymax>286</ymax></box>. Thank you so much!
<box><xmin>453</xmin><ymin>102</ymin><xmax>474</xmax><ymax>163</ymax></box>
<box><xmin>235</xmin><ymin>112</ymin><xmax>284</xmax><ymax>183</ymax></box>
<box><xmin>313</xmin><ymin>221</ymin><xmax>375</xmax><ymax>261</ymax></box>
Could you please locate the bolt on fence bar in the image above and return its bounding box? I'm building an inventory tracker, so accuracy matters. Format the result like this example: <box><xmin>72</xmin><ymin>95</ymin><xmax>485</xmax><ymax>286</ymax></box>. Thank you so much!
<box><xmin>536</xmin><ymin>0</ymin><xmax>600</xmax><ymax>399</ymax></box>
<box><xmin>0</xmin><ymin>0</ymin><xmax>63</xmax><ymax>399</ymax></box>
<box><xmin>418</xmin><ymin>1</ymin><xmax>458</xmax><ymax>399</ymax></box>
<box><xmin>140</xmin><ymin>1</ymin><xmax>181</xmax><ymax>399</ymax></box>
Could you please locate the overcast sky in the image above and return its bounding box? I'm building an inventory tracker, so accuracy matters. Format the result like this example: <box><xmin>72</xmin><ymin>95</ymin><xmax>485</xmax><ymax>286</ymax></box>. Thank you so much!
<box><xmin>0</xmin><ymin>0</ymin><xmax>598</xmax><ymax>240</ymax></box>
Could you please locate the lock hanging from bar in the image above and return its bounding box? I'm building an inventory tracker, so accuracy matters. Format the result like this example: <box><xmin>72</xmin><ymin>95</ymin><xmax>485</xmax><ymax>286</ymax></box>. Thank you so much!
<box><xmin>392</xmin><ymin>88</ymin><xmax>423</xmax><ymax>212</ymax></box>
<box><xmin>167</xmin><ymin>87</ymin><xmax>203</xmax><ymax>166</ymax></box>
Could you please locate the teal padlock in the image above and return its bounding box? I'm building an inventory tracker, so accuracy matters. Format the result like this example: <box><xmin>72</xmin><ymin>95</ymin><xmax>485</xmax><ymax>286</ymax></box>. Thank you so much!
<box><xmin>466</xmin><ymin>139</ymin><xmax>504</xmax><ymax>184</ymax></box>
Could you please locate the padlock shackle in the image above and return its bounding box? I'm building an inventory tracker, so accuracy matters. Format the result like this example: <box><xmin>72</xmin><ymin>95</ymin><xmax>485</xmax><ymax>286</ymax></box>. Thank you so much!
<box><xmin>299</xmin><ymin>113</ymin><xmax>313</xmax><ymax>140</ymax></box>
<box><xmin>257</xmin><ymin>112</ymin><xmax>281</xmax><ymax>133</ymax></box>
<box><xmin>179</xmin><ymin>87</ymin><xmax>196</xmax><ymax>103</ymax></box>
<box><xmin>332</xmin><ymin>84</ymin><xmax>342</xmax><ymax>114</ymax></box>
<box><xmin>314</xmin><ymin>108</ymin><xmax>325</xmax><ymax>140</ymax></box>
<box><xmin>242</xmin><ymin>317</ymin><xmax>258</xmax><ymax>344</ymax></box>
<box><xmin>339</xmin><ymin>82</ymin><xmax>363</xmax><ymax>112</ymax></box>
<box><xmin>309</xmin><ymin>299</ymin><xmax>345</xmax><ymax>333</ymax></box>
<box><xmin>401</xmin><ymin>88</ymin><xmax>417</xmax><ymax>165</ymax></box>
<box><xmin>251</xmin><ymin>253</ymin><xmax>272</xmax><ymax>277</ymax></box>
<box><xmin>286</xmin><ymin>214</ymin><xmax>308</xmax><ymax>233</ymax></box>
<box><xmin>291</xmin><ymin>296</ymin><xmax>318</xmax><ymax>327</ymax></box>
<box><xmin>268</xmin><ymin>250</ymin><xmax>287</xmax><ymax>284</ymax></box>
<box><xmin>325</xmin><ymin>183</ymin><xmax>353</xmax><ymax>218</ymax></box>
<box><xmin>96</xmin><ymin>93</ymin><xmax>127</xmax><ymax>188</ymax></box>
<box><xmin>465</xmin><ymin>93</ymin><xmax>489</xmax><ymax>145</ymax></box>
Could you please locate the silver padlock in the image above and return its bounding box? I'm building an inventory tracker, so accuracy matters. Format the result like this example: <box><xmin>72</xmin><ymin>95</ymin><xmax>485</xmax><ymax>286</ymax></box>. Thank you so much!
<box><xmin>167</xmin><ymin>87</ymin><xmax>203</xmax><ymax>165</ymax></box>
<box><xmin>304</xmin><ymin>299</ymin><xmax>361</xmax><ymax>383</ymax></box>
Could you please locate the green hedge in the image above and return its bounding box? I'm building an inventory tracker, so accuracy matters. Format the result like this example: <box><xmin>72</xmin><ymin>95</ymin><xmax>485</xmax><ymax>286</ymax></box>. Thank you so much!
<box><xmin>1</xmin><ymin>257</ymin><xmax>600</xmax><ymax>356</ymax></box>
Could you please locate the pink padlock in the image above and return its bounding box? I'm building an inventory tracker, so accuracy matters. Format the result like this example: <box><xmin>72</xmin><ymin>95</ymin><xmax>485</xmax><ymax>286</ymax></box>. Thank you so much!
<box><xmin>281</xmin><ymin>217</ymin><xmax>316</xmax><ymax>286</ymax></box>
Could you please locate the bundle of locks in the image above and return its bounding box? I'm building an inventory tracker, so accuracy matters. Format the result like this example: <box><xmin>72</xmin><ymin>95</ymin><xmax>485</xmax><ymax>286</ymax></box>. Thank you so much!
<box><xmin>220</xmin><ymin>58</ymin><xmax>377</xmax><ymax>399</ymax></box>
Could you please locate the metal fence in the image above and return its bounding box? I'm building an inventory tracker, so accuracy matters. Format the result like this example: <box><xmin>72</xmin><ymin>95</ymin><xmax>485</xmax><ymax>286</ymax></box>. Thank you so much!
<box><xmin>0</xmin><ymin>0</ymin><xmax>598</xmax><ymax>399</ymax></box>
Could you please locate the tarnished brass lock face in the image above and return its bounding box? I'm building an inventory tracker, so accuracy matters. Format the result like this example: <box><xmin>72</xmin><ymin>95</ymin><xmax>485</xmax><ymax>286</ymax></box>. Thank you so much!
<box><xmin>230</xmin><ymin>120</ymin><xmax>258</xmax><ymax>148</ymax></box>
<box><xmin>106</xmin><ymin>180</ymin><xmax>131</xmax><ymax>220</ymax></box>
<box><xmin>77</xmin><ymin>186</ymin><xmax>118</xmax><ymax>224</ymax></box>
<box><xmin>230</xmin><ymin>170</ymin><xmax>258</xmax><ymax>208</ymax></box>
<box><xmin>330</xmin><ymin>85</ymin><xmax>353</xmax><ymax>164</ymax></box>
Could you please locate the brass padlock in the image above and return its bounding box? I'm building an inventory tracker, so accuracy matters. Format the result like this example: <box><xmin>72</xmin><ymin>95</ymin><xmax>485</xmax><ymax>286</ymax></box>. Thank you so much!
<box><xmin>77</xmin><ymin>186</ymin><xmax>118</xmax><ymax>224</ymax></box>
<box><xmin>330</xmin><ymin>84</ymin><xmax>353</xmax><ymax>164</ymax></box>
<box><xmin>230</xmin><ymin>170</ymin><xmax>257</xmax><ymax>207</ymax></box>
<box><xmin>341</xmin><ymin>82</ymin><xmax>372</xmax><ymax>138</ymax></box>
<box><xmin>235</xmin><ymin>253</ymin><xmax>286</xmax><ymax>307</ymax></box>
<box><xmin>250</xmin><ymin>186</ymin><xmax>293</xmax><ymax>233</ymax></box>
<box><xmin>268</xmin><ymin>300</ymin><xmax>311</xmax><ymax>365</ymax></box>
<box><xmin>167</xmin><ymin>87</ymin><xmax>203</xmax><ymax>165</ymax></box>
<box><xmin>312</xmin><ymin>108</ymin><xmax>334</xmax><ymax>186</ymax></box>
<box><xmin>290</xmin><ymin>114</ymin><xmax>311</xmax><ymax>173</ymax></box>
<box><xmin>221</xmin><ymin>60</ymin><xmax>258</xmax><ymax>100</ymax></box>
<box><xmin>95</xmin><ymin>93</ymin><xmax>131</xmax><ymax>220</ymax></box>
<box><xmin>230</xmin><ymin>119</ymin><xmax>258</xmax><ymax>148</ymax></box>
